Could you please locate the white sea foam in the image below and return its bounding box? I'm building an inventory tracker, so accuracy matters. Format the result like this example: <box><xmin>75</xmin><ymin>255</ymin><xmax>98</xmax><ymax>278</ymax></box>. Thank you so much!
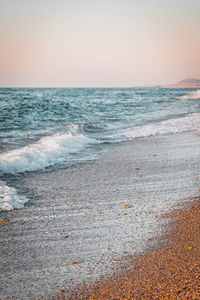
<box><xmin>0</xmin><ymin>180</ymin><xmax>28</xmax><ymax>211</ymax></box>
<box><xmin>179</xmin><ymin>89</ymin><xmax>200</xmax><ymax>100</ymax></box>
<box><xmin>0</xmin><ymin>130</ymin><xmax>95</xmax><ymax>174</ymax></box>
<box><xmin>110</xmin><ymin>113</ymin><xmax>200</xmax><ymax>140</ymax></box>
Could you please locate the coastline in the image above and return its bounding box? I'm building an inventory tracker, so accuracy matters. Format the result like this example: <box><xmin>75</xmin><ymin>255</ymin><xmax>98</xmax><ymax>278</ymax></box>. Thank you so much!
<box><xmin>1</xmin><ymin>131</ymin><xmax>200</xmax><ymax>299</ymax></box>
<box><xmin>67</xmin><ymin>197</ymin><xmax>200</xmax><ymax>299</ymax></box>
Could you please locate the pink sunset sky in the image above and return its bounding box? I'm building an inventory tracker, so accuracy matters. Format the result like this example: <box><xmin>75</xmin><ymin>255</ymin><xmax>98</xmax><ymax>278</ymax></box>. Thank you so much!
<box><xmin>0</xmin><ymin>0</ymin><xmax>200</xmax><ymax>87</ymax></box>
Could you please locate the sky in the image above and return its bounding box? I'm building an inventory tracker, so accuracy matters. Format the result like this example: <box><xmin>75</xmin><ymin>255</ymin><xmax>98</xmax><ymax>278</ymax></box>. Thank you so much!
<box><xmin>0</xmin><ymin>0</ymin><xmax>200</xmax><ymax>87</ymax></box>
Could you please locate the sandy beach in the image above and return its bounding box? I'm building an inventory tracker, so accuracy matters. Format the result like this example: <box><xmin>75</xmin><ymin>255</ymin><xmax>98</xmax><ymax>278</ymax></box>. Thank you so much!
<box><xmin>1</xmin><ymin>131</ymin><xmax>200</xmax><ymax>299</ymax></box>
<box><xmin>67</xmin><ymin>197</ymin><xmax>200</xmax><ymax>299</ymax></box>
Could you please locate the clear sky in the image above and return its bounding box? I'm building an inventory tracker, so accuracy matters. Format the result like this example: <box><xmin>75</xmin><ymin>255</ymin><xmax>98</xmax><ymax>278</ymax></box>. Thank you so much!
<box><xmin>0</xmin><ymin>0</ymin><xmax>200</xmax><ymax>87</ymax></box>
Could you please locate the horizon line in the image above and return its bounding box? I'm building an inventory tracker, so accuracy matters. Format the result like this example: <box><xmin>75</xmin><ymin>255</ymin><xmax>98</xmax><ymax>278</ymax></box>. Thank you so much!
<box><xmin>1</xmin><ymin>78</ymin><xmax>200</xmax><ymax>89</ymax></box>
<box><xmin>0</xmin><ymin>85</ymin><xmax>161</xmax><ymax>89</ymax></box>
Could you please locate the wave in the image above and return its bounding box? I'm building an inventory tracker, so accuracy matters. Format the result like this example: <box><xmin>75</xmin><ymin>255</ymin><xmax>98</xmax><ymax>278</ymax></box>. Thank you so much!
<box><xmin>0</xmin><ymin>125</ymin><xmax>96</xmax><ymax>174</ymax></box>
<box><xmin>179</xmin><ymin>89</ymin><xmax>200</xmax><ymax>100</ymax></box>
<box><xmin>0</xmin><ymin>180</ymin><xmax>28</xmax><ymax>211</ymax></box>
<box><xmin>107</xmin><ymin>113</ymin><xmax>200</xmax><ymax>140</ymax></box>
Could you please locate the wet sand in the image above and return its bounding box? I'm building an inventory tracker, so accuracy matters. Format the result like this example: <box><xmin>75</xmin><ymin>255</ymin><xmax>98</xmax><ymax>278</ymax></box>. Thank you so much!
<box><xmin>66</xmin><ymin>198</ymin><xmax>200</xmax><ymax>299</ymax></box>
<box><xmin>1</xmin><ymin>131</ymin><xmax>200</xmax><ymax>299</ymax></box>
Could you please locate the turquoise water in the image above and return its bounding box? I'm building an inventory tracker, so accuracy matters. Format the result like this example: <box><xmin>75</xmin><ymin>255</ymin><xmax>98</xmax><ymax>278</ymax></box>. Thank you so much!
<box><xmin>0</xmin><ymin>87</ymin><xmax>200</xmax><ymax>210</ymax></box>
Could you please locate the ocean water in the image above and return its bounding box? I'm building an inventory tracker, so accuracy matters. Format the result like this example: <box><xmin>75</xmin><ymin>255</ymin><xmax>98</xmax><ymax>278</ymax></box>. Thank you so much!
<box><xmin>0</xmin><ymin>87</ymin><xmax>200</xmax><ymax>211</ymax></box>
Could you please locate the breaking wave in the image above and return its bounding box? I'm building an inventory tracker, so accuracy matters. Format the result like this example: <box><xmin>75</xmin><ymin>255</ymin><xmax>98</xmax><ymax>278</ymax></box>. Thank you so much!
<box><xmin>0</xmin><ymin>127</ymin><xmax>96</xmax><ymax>175</ymax></box>
<box><xmin>0</xmin><ymin>180</ymin><xmax>28</xmax><ymax>211</ymax></box>
<box><xmin>179</xmin><ymin>89</ymin><xmax>200</xmax><ymax>100</ymax></box>
<box><xmin>107</xmin><ymin>113</ymin><xmax>200</xmax><ymax>140</ymax></box>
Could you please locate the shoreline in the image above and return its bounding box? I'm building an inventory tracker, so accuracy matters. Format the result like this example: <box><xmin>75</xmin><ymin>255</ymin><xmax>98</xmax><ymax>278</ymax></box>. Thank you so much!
<box><xmin>63</xmin><ymin>197</ymin><xmax>200</xmax><ymax>299</ymax></box>
<box><xmin>1</xmin><ymin>131</ymin><xmax>200</xmax><ymax>299</ymax></box>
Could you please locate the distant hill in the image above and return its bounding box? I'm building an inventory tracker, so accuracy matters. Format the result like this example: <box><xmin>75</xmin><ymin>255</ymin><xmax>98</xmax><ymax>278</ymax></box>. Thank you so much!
<box><xmin>165</xmin><ymin>78</ymin><xmax>200</xmax><ymax>88</ymax></box>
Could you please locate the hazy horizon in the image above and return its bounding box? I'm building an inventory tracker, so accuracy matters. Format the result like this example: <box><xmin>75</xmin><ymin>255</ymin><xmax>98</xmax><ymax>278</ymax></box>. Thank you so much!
<box><xmin>0</xmin><ymin>0</ymin><xmax>200</xmax><ymax>87</ymax></box>
<box><xmin>1</xmin><ymin>77</ymin><xmax>200</xmax><ymax>89</ymax></box>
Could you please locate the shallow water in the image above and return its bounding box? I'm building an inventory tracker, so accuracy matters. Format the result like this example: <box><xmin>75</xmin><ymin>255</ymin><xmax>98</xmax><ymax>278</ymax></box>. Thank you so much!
<box><xmin>0</xmin><ymin>132</ymin><xmax>200</xmax><ymax>298</ymax></box>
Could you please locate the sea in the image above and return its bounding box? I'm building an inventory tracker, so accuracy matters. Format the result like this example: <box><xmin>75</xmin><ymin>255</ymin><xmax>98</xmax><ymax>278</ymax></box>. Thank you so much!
<box><xmin>0</xmin><ymin>87</ymin><xmax>200</xmax><ymax>211</ymax></box>
<box><xmin>1</xmin><ymin>87</ymin><xmax>200</xmax><ymax>297</ymax></box>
